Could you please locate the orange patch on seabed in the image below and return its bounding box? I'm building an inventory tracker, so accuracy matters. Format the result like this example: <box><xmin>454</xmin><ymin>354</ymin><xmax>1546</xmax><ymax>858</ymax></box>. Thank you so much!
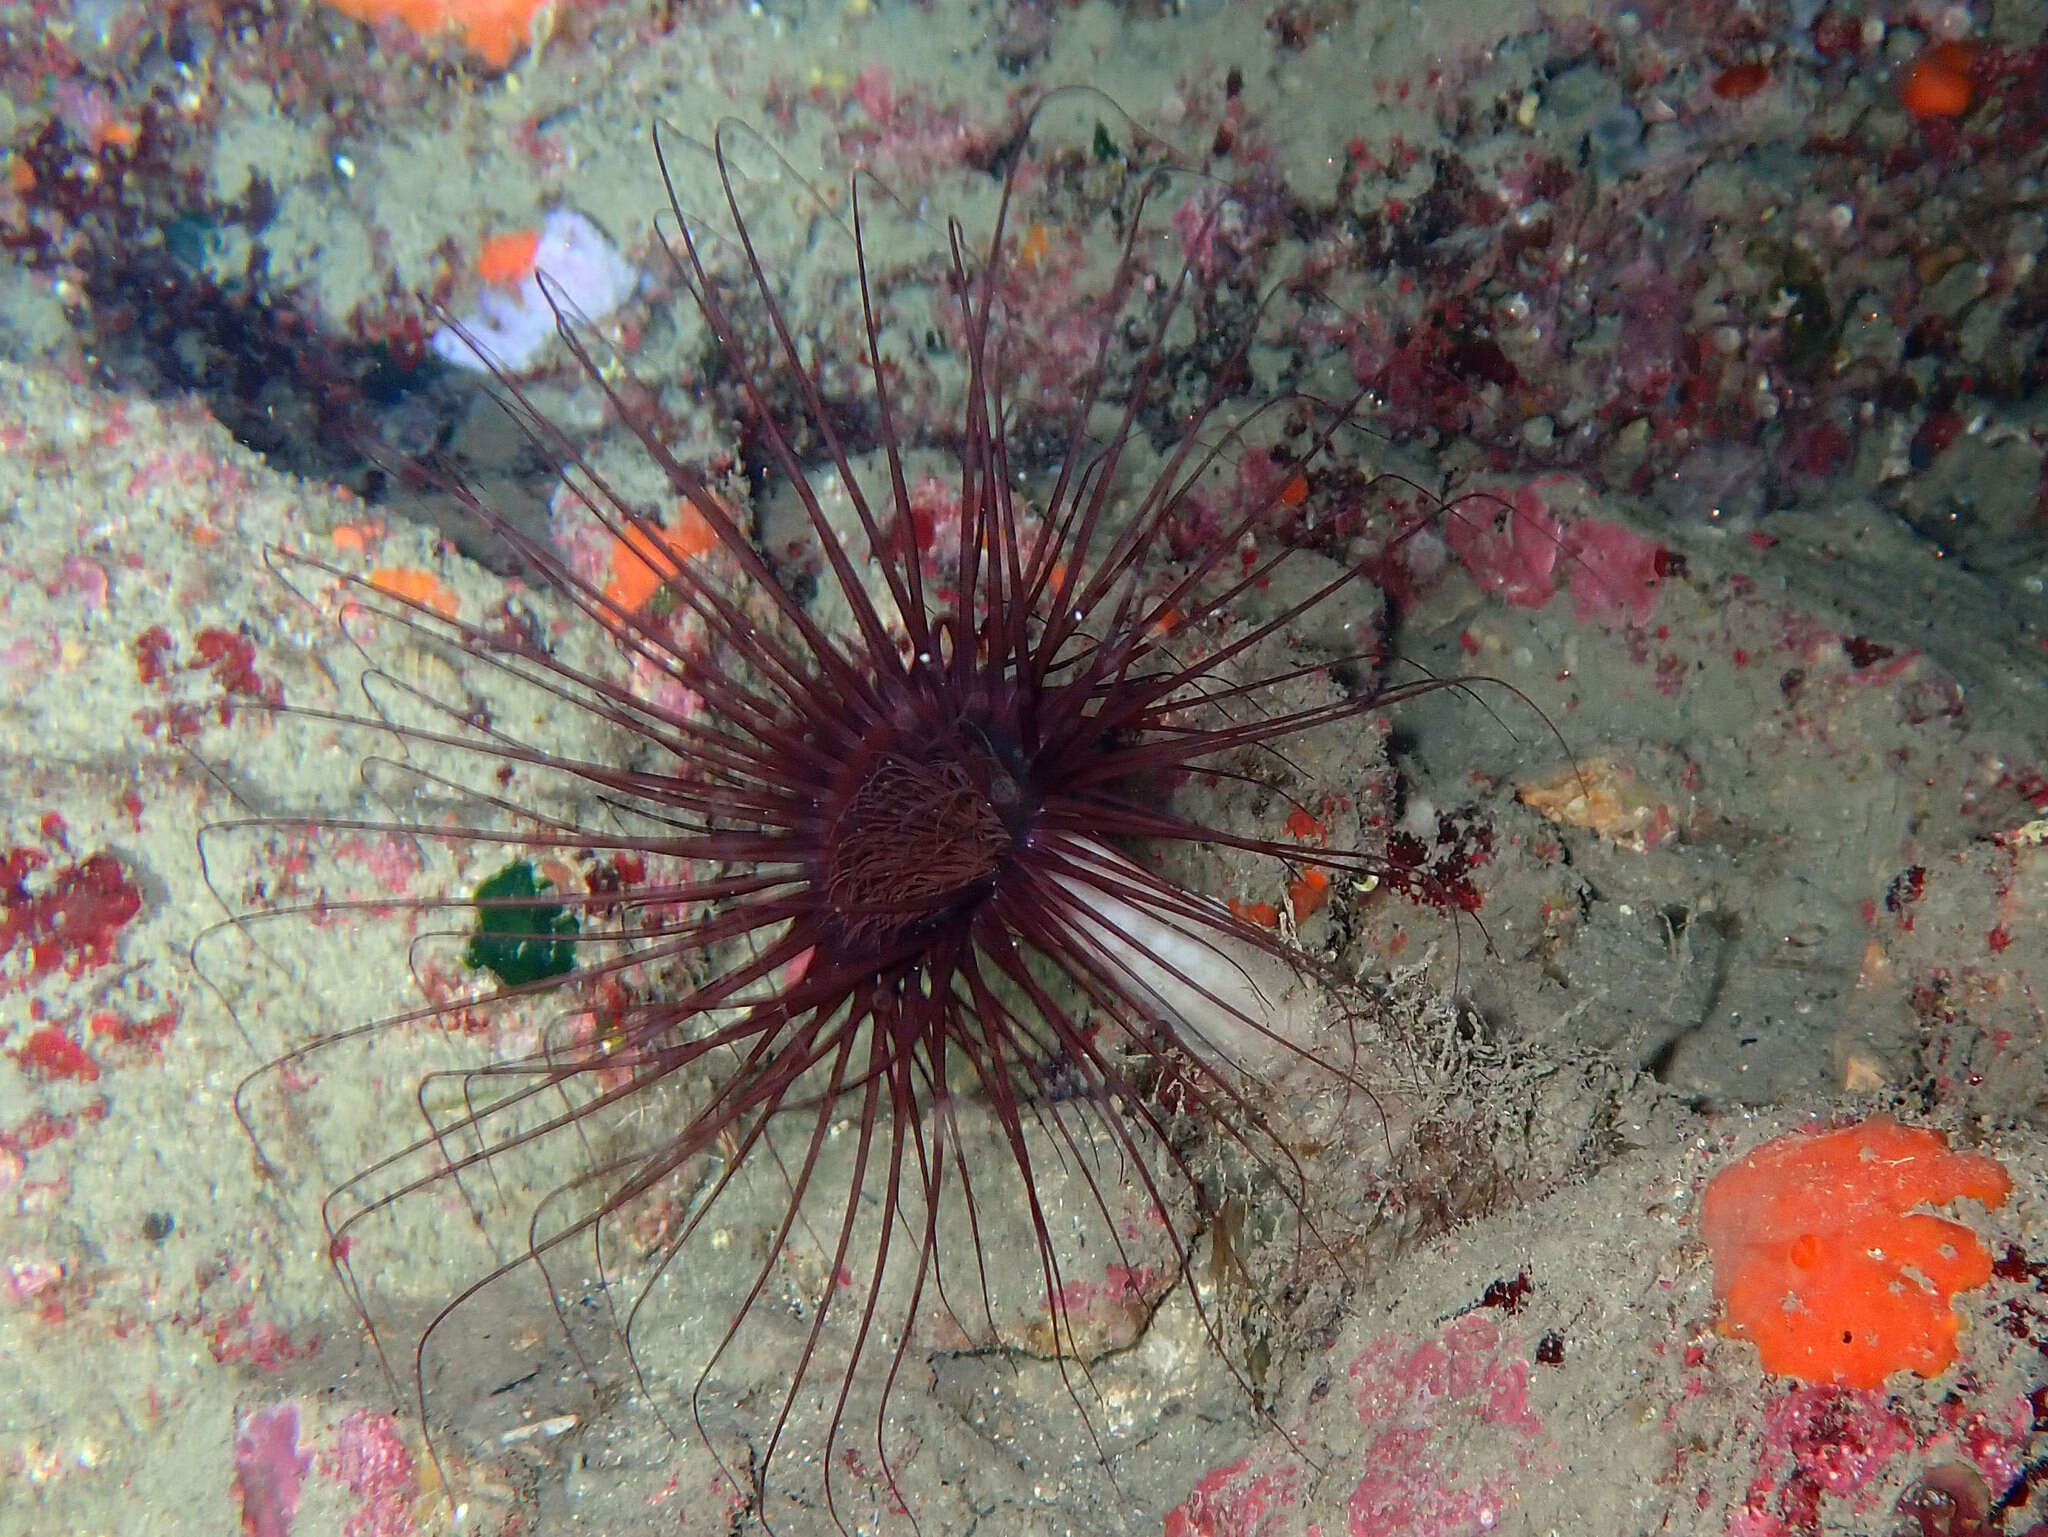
<box><xmin>476</xmin><ymin>228</ymin><xmax>542</xmax><ymax>287</ymax></box>
<box><xmin>1287</xmin><ymin>867</ymin><xmax>1330</xmax><ymax>921</ymax></box>
<box><xmin>604</xmin><ymin>502</ymin><xmax>721</xmax><ymax>613</ymax></box>
<box><xmin>368</xmin><ymin>566</ymin><xmax>461</xmax><ymax>618</ymax></box>
<box><xmin>1227</xmin><ymin>897</ymin><xmax>1281</xmax><ymax>929</ymax></box>
<box><xmin>330</xmin><ymin>521</ymin><xmax>387</xmax><ymax>554</ymax></box>
<box><xmin>1901</xmin><ymin>42</ymin><xmax>1975</xmax><ymax>119</ymax></box>
<box><xmin>1701</xmin><ymin>1117</ymin><xmax>2012</xmax><ymax>1389</ymax></box>
<box><xmin>1285</xmin><ymin>808</ymin><xmax>1328</xmax><ymax>842</ymax></box>
<box><xmin>319</xmin><ymin>0</ymin><xmax>551</xmax><ymax>67</ymax></box>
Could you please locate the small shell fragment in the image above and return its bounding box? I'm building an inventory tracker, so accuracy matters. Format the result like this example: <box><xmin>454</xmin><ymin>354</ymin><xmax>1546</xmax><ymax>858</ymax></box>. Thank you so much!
<box><xmin>498</xmin><ymin>1414</ymin><xmax>579</xmax><ymax>1444</ymax></box>
<box><xmin>1516</xmin><ymin>755</ymin><xmax>1676</xmax><ymax>852</ymax></box>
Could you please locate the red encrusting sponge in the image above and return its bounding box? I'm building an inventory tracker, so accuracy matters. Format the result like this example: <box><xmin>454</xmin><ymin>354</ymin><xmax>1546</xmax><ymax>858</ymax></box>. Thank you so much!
<box><xmin>1700</xmin><ymin>1117</ymin><xmax>2013</xmax><ymax>1389</ymax></box>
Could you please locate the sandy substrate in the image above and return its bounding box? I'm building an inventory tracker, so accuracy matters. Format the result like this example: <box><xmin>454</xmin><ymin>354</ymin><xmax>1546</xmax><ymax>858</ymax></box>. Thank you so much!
<box><xmin>4</xmin><ymin>0</ymin><xmax>2048</xmax><ymax>1533</ymax></box>
<box><xmin>2</xmin><ymin>354</ymin><xmax>2043</xmax><ymax>1537</ymax></box>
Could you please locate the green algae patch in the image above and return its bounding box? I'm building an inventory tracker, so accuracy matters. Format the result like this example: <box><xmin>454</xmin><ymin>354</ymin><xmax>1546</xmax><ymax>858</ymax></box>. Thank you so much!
<box><xmin>465</xmin><ymin>859</ymin><xmax>577</xmax><ymax>987</ymax></box>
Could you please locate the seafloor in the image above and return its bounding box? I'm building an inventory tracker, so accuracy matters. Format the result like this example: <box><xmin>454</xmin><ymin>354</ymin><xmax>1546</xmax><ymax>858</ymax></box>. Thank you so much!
<box><xmin>3</xmin><ymin>0</ymin><xmax>2047</xmax><ymax>1533</ymax></box>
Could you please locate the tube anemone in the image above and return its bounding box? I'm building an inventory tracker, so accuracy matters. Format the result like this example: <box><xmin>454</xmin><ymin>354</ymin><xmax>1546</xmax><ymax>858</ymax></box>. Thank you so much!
<box><xmin>212</xmin><ymin>102</ymin><xmax>1515</xmax><ymax>1532</ymax></box>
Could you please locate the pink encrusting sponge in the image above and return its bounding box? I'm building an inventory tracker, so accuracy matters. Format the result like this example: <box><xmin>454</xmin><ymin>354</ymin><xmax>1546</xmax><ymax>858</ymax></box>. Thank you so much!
<box><xmin>1701</xmin><ymin>1117</ymin><xmax>2013</xmax><ymax>1389</ymax></box>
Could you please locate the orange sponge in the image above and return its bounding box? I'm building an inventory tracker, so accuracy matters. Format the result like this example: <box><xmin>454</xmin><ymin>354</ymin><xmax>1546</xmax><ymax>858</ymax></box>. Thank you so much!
<box><xmin>321</xmin><ymin>0</ymin><xmax>549</xmax><ymax>68</ymax></box>
<box><xmin>1701</xmin><ymin>1117</ymin><xmax>2011</xmax><ymax>1389</ymax></box>
<box><xmin>604</xmin><ymin>501</ymin><xmax>719</xmax><ymax>613</ymax></box>
<box><xmin>1901</xmin><ymin>42</ymin><xmax>1975</xmax><ymax>120</ymax></box>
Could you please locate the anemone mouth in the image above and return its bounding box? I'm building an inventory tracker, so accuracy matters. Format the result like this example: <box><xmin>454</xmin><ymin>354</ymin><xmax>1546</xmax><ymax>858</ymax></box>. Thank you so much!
<box><xmin>819</xmin><ymin>728</ymin><xmax>1018</xmax><ymax>947</ymax></box>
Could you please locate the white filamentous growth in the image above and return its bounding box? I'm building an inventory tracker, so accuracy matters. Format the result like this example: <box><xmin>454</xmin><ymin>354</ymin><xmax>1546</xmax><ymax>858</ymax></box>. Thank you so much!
<box><xmin>431</xmin><ymin>208</ymin><xmax>640</xmax><ymax>375</ymax></box>
<box><xmin>1046</xmin><ymin>838</ymin><xmax>1322</xmax><ymax>1079</ymax></box>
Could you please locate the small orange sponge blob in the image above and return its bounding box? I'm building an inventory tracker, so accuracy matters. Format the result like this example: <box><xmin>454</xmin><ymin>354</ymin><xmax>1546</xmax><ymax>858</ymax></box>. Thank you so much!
<box><xmin>1701</xmin><ymin>1117</ymin><xmax>2012</xmax><ymax>1390</ymax></box>
<box><xmin>604</xmin><ymin>501</ymin><xmax>720</xmax><ymax>613</ymax></box>
<box><xmin>1901</xmin><ymin>42</ymin><xmax>1976</xmax><ymax>119</ymax></box>
<box><xmin>475</xmin><ymin>229</ymin><xmax>542</xmax><ymax>288</ymax></box>
<box><xmin>320</xmin><ymin>0</ymin><xmax>549</xmax><ymax>68</ymax></box>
